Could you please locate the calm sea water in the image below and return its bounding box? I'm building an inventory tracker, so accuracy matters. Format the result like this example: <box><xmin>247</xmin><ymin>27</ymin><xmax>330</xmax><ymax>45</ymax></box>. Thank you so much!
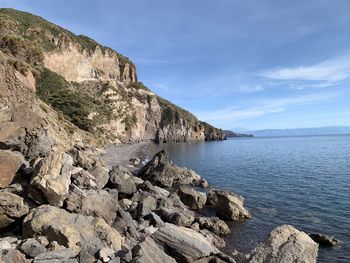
<box><xmin>148</xmin><ymin>135</ymin><xmax>350</xmax><ymax>263</ymax></box>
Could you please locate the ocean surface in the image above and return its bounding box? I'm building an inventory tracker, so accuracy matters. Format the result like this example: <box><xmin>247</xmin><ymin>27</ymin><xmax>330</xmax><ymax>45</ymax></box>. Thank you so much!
<box><xmin>147</xmin><ymin>135</ymin><xmax>350</xmax><ymax>262</ymax></box>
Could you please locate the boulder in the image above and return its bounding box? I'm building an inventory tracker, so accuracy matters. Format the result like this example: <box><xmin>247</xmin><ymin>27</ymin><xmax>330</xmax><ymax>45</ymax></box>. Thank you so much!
<box><xmin>89</xmin><ymin>160</ymin><xmax>109</xmax><ymax>189</ymax></box>
<box><xmin>308</xmin><ymin>233</ymin><xmax>341</xmax><ymax>247</ymax></box>
<box><xmin>71</xmin><ymin>168</ymin><xmax>97</xmax><ymax>190</ymax></box>
<box><xmin>156</xmin><ymin>207</ymin><xmax>194</xmax><ymax>227</ymax></box>
<box><xmin>113</xmin><ymin>207</ymin><xmax>140</xmax><ymax>240</ymax></box>
<box><xmin>109</xmin><ymin>165</ymin><xmax>137</xmax><ymax>195</ymax></box>
<box><xmin>199</xmin><ymin>229</ymin><xmax>226</xmax><ymax>248</ymax></box>
<box><xmin>65</xmin><ymin>186</ymin><xmax>118</xmax><ymax>225</ymax></box>
<box><xmin>136</xmin><ymin>195</ymin><xmax>157</xmax><ymax>218</ymax></box>
<box><xmin>152</xmin><ymin>223</ymin><xmax>219</xmax><ymax>262</ymax></box>
<box><xmin>195</xmin><ymin>217</ymin><xmax>231</xmax><ymax>236</ymax></box>
<box><xmin>145</xmin><ymin>212</ymin><xmax>165</xmax><ymax>228</ymax></box>
<box><xmin>28</xmin><ymin>151</ymin><xmax>73</xmax><ymax>207</ymax></box>
<box><xmin>131</xmin><ymin>237</ymin><xmax>176</xmax><ymax>263</ymax></box>
<box><xmin>0</xmin><ymin>249</ymin><xmax>29</xmax><ymax>263</ymax></box>
<box><xmin>23</xmin><ymin>205</ymin><xmax>122</xmax><ymax>256</ymax></box>
<box><xmin>0</xmin><ymin>192</ymin><xmax>29</xmax><ymax>229</ymax></box>
<box><xmin>33</xmin><ymin>248</ymin><xmax>78</xmax><ymax>262</ymax></box>
<box><xmin>247</xmin><ymin>225</ymin><xmax>318</xmax><ymax>263</ymax></box>
<box><xmin>137</xmin><ymin>150</ymin><xmax>206</xmax><ymax>188</ymax></box>
<box><xmin>98</xmin><ymin>247</ymin><xmax>116</xmax><ymax>262</ymax></box>
<box><xmin>177</xmin><ymin>186</ymin><xmax>207</xmax><ymax>210</ymax></box>
<box><xmin>0</xmin><ymin>150</ymin><xmax>23</xmax><ymax>188</ymax></box>
<box><xmin>19</xmin><ymin>238</ymin><xmax>47</xmax><ymax>258</ymax></box>
<box><xmin>214</xmin><ymin>190</ymin><xmax>251</xmax><ymax>221</ymax></box>
<box><xmin>140</xmin><ymin>181</ymin><xmax>170</xmax><ymax>197</ymax></box>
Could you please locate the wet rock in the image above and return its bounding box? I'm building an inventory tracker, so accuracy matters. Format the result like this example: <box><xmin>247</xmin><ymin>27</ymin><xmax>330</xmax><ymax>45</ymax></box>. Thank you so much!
<box><xmin>0</xmin><ymin>150</ymin><xmax>23</xmax><ymax>188</ymax></box>
<box><xmin>0</xmin><ymin>249</ymin><xmax>29</xmax><ymax>263</ymax></box>
<box><xmin>308</xmin><ymin>233</ymin><xmax>341</xmax><ymax>247</ymax></box>
<box><xmin>195</xmin><ymin>217</ymin><xmax>231</xmax><ymax>236</ymax></box>
<box><xmin>23</xmin><ymin>205</ymin><xmax>122</xmax><ymax>255</ymax></box>
<box><xmin>109</xmin><ymin>165</ymin><xmax>137</xmax><ymax>195</ymax></box>
<box><xmin>177</xmin><ymin>186</ymin><xmax>207</xmax><ymax>210</ymax></box>
<box><xmin>0</xmin><ymin>192</ymin><xmax>29</xmax><ymax>229</ymax></box>
<box><xmin>199</xmin><ymin>229</ymin><xmax>226</xmax><ymax>248</ymax></box>
<box><xmin>28</xmin><ymin>151</ymin><xmax>73</xmax><ymax>207</ymax></box>
<box><xmin>19</xmin><ymin>238</ymin><xmax>47</xmax><ymax>258</ymax></box>
<box><xmin>89</xmin><ymin>160</ymin><xmax>109</xmax><ymax>189</ymax></box>
<box><xmin>131</xmin><ymin>237</ymin><xmax>176</xmax><ymax>263</ymax></box>
<box><xmin>138</xmin><ymin>150</ymin><xmax>206</xmax><ymax>187</ymax></box>
<box><xmin>247</xmin><ymin>225</ymin><xmax>318</xmax><ymax>263</ymax></box>
<box><xmin>65</xmin><ymin>186</ymin><xmax>118</xmax><ymax>225</ymax></box>
<box><xmin>153</xmin><ymin>223</ymin><xmax>219</xmax><ymax>262</ymax></box>
<box><xmin>214</xmin><ymin>190</ymin><xmax>251</xmax><ymax>221</ymax></box>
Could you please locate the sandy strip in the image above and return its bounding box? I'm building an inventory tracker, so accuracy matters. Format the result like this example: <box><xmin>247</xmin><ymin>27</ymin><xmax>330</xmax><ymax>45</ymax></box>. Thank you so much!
<box><xmin>101</xmin><ymin>142</ymin><xmax>153</xmax><ymax>169</ymax></box>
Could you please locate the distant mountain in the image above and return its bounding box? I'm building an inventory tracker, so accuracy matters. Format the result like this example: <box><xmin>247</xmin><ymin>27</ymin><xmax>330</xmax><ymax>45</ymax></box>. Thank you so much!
<box><xmin>247</xmin><ymin>126</ymin><xmax>350</xmax><ymax>137</ymax></box>
<box><xmin>223</xmin><ymin>130</ymin><xmax>253</xmax><ymax>138</ymax></box>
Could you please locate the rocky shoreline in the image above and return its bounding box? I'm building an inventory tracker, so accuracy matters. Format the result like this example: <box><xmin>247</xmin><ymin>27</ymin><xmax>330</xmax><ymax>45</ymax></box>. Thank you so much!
<box><xmin>0</xmin><ymin>142</ymin><xmax>320</xmax><ymax>263</ymax></box>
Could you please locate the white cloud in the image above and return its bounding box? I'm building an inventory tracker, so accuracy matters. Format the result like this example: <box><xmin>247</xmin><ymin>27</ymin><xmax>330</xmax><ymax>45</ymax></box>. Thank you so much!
<box><xmin>195</xmin><ymin>92</ymin><xmax>339</xmax><ymax>123</ymax></box>
<box><xmin>260</xmin><ymin>54</ymin><xmax>350</xmax><ymax>83</ymax></box>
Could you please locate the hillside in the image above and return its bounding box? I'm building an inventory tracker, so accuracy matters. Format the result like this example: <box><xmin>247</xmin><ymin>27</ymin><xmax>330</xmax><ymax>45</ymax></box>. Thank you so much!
<box><xmin>0</xmin><ymin>8</ymin><xmax>225</xmax><ymax>149</ymax></box>
<box><xmin>223</xmin><ymin>130</ymin><xmax>253</xmax><ymax>138</ymax></box>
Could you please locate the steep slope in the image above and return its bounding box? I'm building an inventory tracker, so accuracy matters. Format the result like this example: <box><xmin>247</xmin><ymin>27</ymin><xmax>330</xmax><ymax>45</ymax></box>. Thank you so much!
<box><xmin>0</xmin><ymin>8</ymin><xmax>225</xmax><ymax>144</ymax></box>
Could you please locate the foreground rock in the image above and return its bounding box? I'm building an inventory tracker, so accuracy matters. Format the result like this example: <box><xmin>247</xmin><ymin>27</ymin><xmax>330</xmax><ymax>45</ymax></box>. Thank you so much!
<box><xmin>28</xmin><ymin>151</ymin><xmax>73</xmax><ymax>207</ymax></box>
<box><xmin>308</xmin><ymin>233</ymin><xmax>341</xmax><ymax>247</ymax></box>
<box><xmin>177</xmin><ymin>186</ymin><xmax>207</xmax><ymax>210</ymax></box>
<box><xmin>247</xmin><ymin>225</ymin><xmax>318</xmax><ymax>263</ymax></box>
<box><xmin>195</xmin><ymin>216</ymin><xmax>231</xmax><ymax>236</ymax></box>
<box><xmin>209</xmin><ymin>189</ymin><xmax>251</xmax><ymax>221</ymax></box>
<box><xmin>109</xmin><ymin>165</ymin><xmax>137</xmax><ymax>195</ymax></box>
<box><xmin>138</xmin><ymin>150</ymin><xmax>207</xmax><ymax>188</ymax></box>
<box><xmin>131</xmin><ymin>237</ymin><xmax>176</xmax><ymax>263</ymax></box>
<box><xmin>22</xmin><ymin>205</ymin><xmax>122</xmax><ymax>259</ymax></box>
<box><xmin>153</xmin><ymin>223</ymin><xmax>219</xmax><ymax>262</ymax></box>
<box><xmin>0</xmin><ymin>192</ymin><xmax>29</xmax><ymax>229</ymax></box>
<box><xmin>0</xmin><ymin>150</ymin><xmax>23</xmax><ymax>188</ymax></box>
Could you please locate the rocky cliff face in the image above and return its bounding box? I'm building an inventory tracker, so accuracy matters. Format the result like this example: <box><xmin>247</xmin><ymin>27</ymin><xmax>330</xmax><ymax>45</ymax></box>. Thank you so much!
<box><xmin>0</xmin><ymin>8</ymin><xmax>225</xmax><ymax>145</ymax></box>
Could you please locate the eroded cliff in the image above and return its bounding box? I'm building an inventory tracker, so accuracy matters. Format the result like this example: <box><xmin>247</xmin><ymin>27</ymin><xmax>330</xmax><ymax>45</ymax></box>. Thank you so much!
<box><xmin>0</xmin><ymin>8</ymin><xmax>225</xmax><ymax>145</ymax></box>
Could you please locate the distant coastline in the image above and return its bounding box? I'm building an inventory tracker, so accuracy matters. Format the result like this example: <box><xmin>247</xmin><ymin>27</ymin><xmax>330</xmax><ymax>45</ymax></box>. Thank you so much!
<box><xmin>223</xmin><ymin>130</ymin><xmax>254</xmax><ymax>138</ymax></box>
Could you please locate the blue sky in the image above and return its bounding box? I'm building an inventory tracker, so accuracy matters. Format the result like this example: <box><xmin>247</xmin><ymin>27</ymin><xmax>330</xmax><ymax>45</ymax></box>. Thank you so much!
<box><xmin>1</xmin><ymin>0</ymin><xmax>349</xmax><ymax>130</ymax></box>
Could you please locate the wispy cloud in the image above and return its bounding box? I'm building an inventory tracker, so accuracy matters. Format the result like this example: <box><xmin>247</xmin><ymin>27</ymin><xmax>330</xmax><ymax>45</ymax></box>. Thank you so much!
<box><xmin>195</xmin><ymin>92</ymin><xmax>339</xmax><ymax>123</ymax></box>
<box><xmin>260</xmin><ymin>54</ymin><xmax>350</xmax><ymax>83</ymax></box>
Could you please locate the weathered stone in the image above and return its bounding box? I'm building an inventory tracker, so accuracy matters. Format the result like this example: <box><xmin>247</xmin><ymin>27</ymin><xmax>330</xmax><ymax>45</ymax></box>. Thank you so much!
<box><xmin>33</xmin><ymin>248</ymin><xmax>78</xmax><ymax>263</ymax></box>
<box><xmin>207</xmin><ymin>189</ymin><xmax>241</xmax><ymax>206</ymax></box>
<box><xmin>65</xmin><ymin>186</ymin><xmax>118</xmax><ymax>225</ymax></box>
<box><xmin>113</xmin><ymin>207</ymin><xmax>139</xmax><ymax>240</ymax></box>
<box><xmin>109</xmin><ymin>165</ymin><xmax>137</xmax><ymax>195</ymax></box>
<box><xmin>19</xmin><ymin>238</ymin><xmax>47</xmax><ymax>258</ymax></box>
<box><xmin>199</xmin><ymin>229</ymin><xmax>226</xmax><ymax>248</ymax></box>
<box><xmin>98</xmin><ymin>247</ymin><xmax>116</xmax><ymax>262</ymax></box>
<box><xmin>195</xmin><ymin>217</ymin><xmax>231</xmax><ymax>236</ymax></box>
<box><xmin>131</xmin><ymin>237</ymin><xmax>176</xmax><ymax>263</ymax></box>
<box><xmin>0</xmin><ymin>192</ymin><xmax>29</xmax><ymax>229</ymax></box>
<box><xmin>71</xmin><ymin>169</ymin><xmax>97</xmax><ymax>190</ymax></box>
<box><xmin>23</xmin><ymin>205</ymin><xmax>122</xmax><ymax>255</ymax></box>
<box><xmin>0</xmin><ymin>150</ymin><xmax>23</xmax><ymax>188</ymax></box>
<box><xmin>137</xmin><ymin>195</ymin><xmax>157</xmax><ymax>218</ymax></box>
<box><xmin>145</xmin><ymin>212</ymin><xmax>164</xmax><ymax>228</ymax></box>
<box><xmin>308</xmin><ymin>233</ymin><xmax>341</xmax><ymax>247</ymax></box>
<box><xmin>0</xmin><ymin>249</ymin><xmax>29</xmax><ymax>263</ymax></box>
<box><xmin>153</xmin><ymin>223</ymin><xmax>219</xmax><ymax>262</ymax></box>
<box><xmin>215</xmin><ymin>191</ymin><xmax>251</xmax><ymax>221</ymax></box>
<box><xmin>247</xmin><ymin>225</ymin><xmax>318</xmax><ymax>263</ymax></box>
<box><xmin>89</xmin><ymin>161</ymin><xmax>109</xmax><ymax>189</ymax></box>
<box><xmin>28</xmin><ymin>151</ymin><xmax>73</xmax><ymax>207</ymax></box>
<box><xmin>138</xmin><ymin>150</ymin><xmax>206</xmax><ymax>188</ymax></box>
<box><xmin>177</xmin><ymin>186</ymin><xmax>207</xmax><ymax>210</ymax></box>
<box><xmin>156</xmin><ymin>207</ymin><xmax>194</xmax><ymax>227</ymax></box>
<box><xmin>141</xmin><ymin>181</ymin><xmax>170</xmax><ymax>197</ymax></box>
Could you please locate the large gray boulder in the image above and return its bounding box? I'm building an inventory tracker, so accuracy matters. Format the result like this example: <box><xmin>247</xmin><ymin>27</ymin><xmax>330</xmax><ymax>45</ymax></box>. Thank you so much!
<box><xmin>0</xmin><ymin>192</ymin><xmax>29</xmax><ymax>229</ymax></box>
<box><xmin>22</xmin><ymin>205</ymin><xmax>122</xmax><ymax>257</ymax></box>
<box><xmin>28</xmin><ymin>151</ymin><xmax>73</xmax><ymax>207</ymax></box>
<box><xmin>177</xmin><ymin>186</ymin><xmax>207</xmax><ymax>210</ymax></box>
<box><xmin>212</xmin><ymin>190</ymin><xmax>251</xmax><ymax>221</ymax></box>
<box><xmin>195</xmin><ymin>216</ymin><xmax>231</xmax><ymax>236</ymax></box>
<box><xmin>152</xmin><ymin>223</ymin><xmax>219</xmax><ymax>263</ymax></box>
<box><xmin>89</xmin><ymin>160</ymin><xmax>109</xmax><ymax>189</ymax></box>
<box><xmin>0</xmin><ymin>150</ymin><xmax>23</xmax><ymax>188</ymax></box>
<box><xmin>131</xmin><ymin>237</ymin><xmax>176</xmax><ymax>263</ymax></box>
<box><xmin>247</xmin><ymin>225</ymin><xmax>318</xmax><ymax>263</ymax></box>
<box><xmin>0</xmin><ymin>249</ymin><xmax>29</xmax><ymax>263</ymax></box>
<box><xmin>138</xmin><ymin>150</ymin><xmax>207</xmax><ymax>188</ymax></box>
<box><xmin>109</xmin><ymin>165</ymin><xmax>137</xmax><ymax>195</ymax></box>
<box><xmin>65</xmin><ymin>186</ymin><xmax>118</xmax><ymax>225</ymax></box>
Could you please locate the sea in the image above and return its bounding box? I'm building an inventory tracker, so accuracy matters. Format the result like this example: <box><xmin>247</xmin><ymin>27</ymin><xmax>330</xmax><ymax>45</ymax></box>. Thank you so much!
<box><xmin>147</xmin><ymin>135</ymin><xmax>350</xmax><ymax>262</ymax></box>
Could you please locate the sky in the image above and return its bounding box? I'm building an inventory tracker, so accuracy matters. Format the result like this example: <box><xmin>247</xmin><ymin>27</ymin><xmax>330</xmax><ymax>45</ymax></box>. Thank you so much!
<box><xmin>1</xmin><ymin>0</ymin><xmax>349</xmax><ymax>130</ymax></box>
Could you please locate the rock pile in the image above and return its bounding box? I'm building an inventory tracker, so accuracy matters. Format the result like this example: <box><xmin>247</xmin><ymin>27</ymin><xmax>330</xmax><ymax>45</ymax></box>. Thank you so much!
<box><xmin>0</xmin><ymin>145</ymin><xmax>318</xmax><ymax>263</ymax></box>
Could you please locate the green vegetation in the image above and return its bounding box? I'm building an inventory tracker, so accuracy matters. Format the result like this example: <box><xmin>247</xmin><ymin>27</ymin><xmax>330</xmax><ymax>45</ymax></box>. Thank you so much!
<box><xmin>122</xmin><ymin>113</ymin><xmax>138</xmax><ymax>131</ymax></box>
<box><xmin>157</xmin><ymin>96</ymin><xmax>198</xmax><ymax>126</ymax></box>
<box><xmin>36</xmin><ymin>68</ymin><xmax>113</xmax><ymax>132</ymax></box>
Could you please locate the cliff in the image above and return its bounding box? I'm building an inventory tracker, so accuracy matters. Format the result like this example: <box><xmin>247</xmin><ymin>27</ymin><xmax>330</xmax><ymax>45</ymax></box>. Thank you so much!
<box><xmin>0</xmin><ymin>8</ymin><xmax>225</xmax><ymax>146</ymax></box>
